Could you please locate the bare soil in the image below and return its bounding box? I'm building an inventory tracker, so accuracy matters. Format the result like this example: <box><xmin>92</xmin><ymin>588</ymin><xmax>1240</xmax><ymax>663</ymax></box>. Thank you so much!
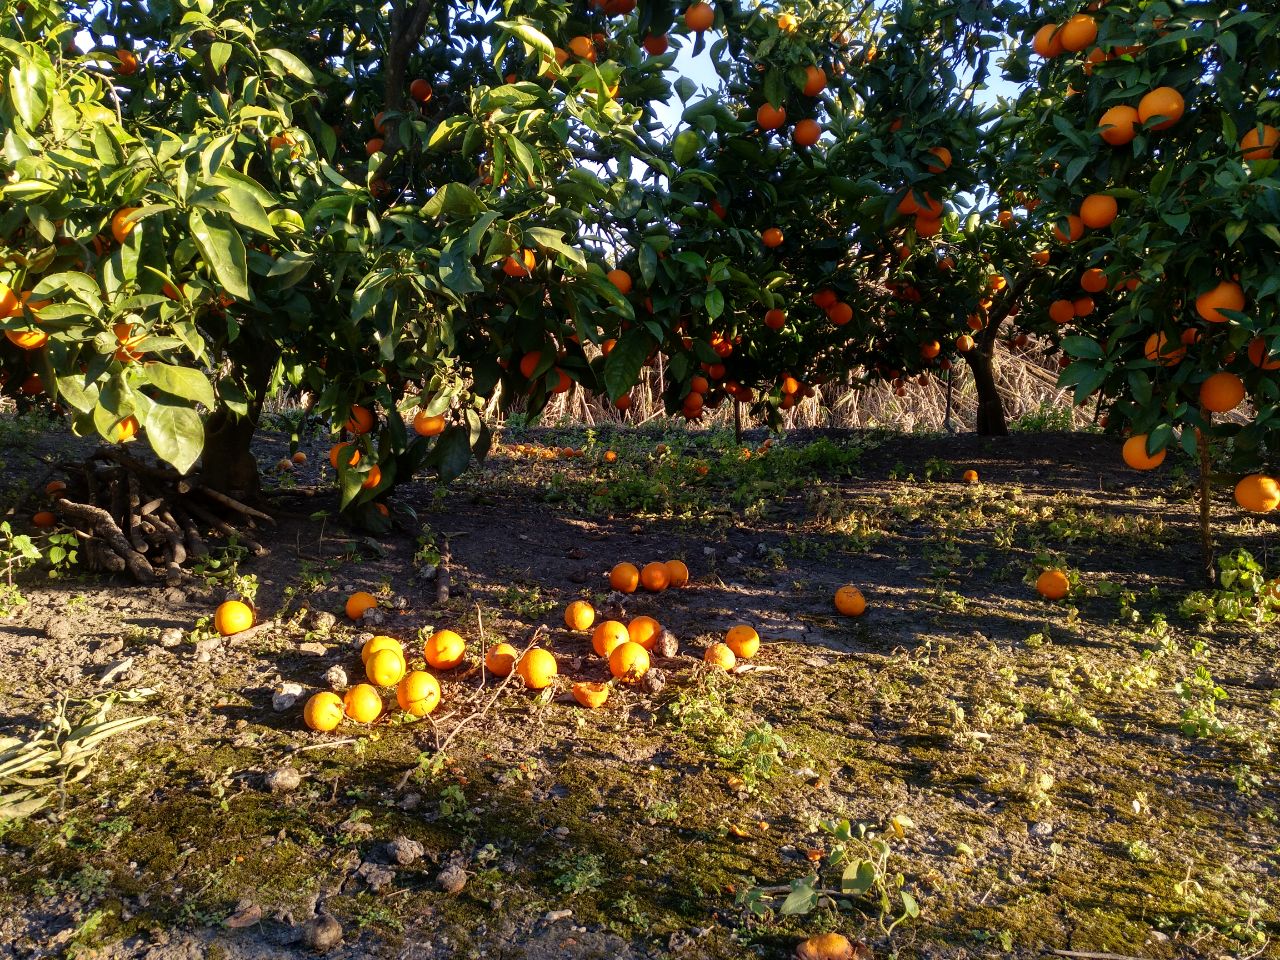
<box><xmin>1</xmin><ymin>418</ymin><xmax>1277</xmax><ymax>959</ymax></box>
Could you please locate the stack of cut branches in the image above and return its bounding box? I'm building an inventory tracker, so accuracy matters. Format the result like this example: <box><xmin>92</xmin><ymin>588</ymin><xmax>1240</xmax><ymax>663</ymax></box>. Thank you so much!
<box><xmin>47</xmin><ymin>447</ymin><xmax>274</xmax><ymax>583</ymax></box>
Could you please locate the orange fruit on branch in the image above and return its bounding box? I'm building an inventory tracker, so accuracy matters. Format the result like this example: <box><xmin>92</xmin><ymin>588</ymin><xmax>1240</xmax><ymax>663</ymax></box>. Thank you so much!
<box><xmin>1194</xmin><ymin>281</ymin><xmax>1244</xmax><ymax>323</ymax></box>
<box><xmin>756</xmin><ymin>104</ymin><xmax>786</xmax><ymax>131</ymax></box>
<box><xmin>1097</xmin><ymin>105</ymin><xmax>1140</xmax><ymax>146</ymax></box>
<box><xmin>1199</xmin><ymin>372</ymin><xmax>1245</xmax><ymax>413</ymax></box>
<box><xmin>802</xmin><ymin>65</ymin><xmax>827</xmax><ymax>97</ymax></box>
<box><xmin>1137</xmin><ymin>86</ymin><xmax>1184</xmax><ymax>131</ymax></box>
<box><xmin>1079</xmin><ymin>194</ymin><xmax>1117</xmax><ymax>229</ymax></box>
<box><xmin>1032</xmin><ymin>23</ymin><xmax>1064</xmax><ymax>58</ymax></box>
<box><xmin>1240</xmin><ymin>123</ymin><xmax>1279</xmax><ymax>161</ymax></box>
<box><xmin>793</xmin><ymin>118</ymin><xmax>822</xmax><ymax>147</ymax></box>
<box><xmin>684</xmin><ymin>2</ymin><xmax>714</xmax><ymax>32</ymax></box>
<box><xmin>413</xmin><ymin>411</ymin><xmax>446</xmax><ymax>436</ymax></box>
<box><xmin>1122</xmin><ymin>434</ymin><xmax>1165</xmax><ymax>471</ymax></box>
<box><xmin>1059</xmin><ymin>14</ymin><xmax>1097</xmax><ymax>51</ymax></box>
<box><xmin>1234</xmin><ymin>475</ymin><xmax>1280</xmax><ymax>513</ymax></box>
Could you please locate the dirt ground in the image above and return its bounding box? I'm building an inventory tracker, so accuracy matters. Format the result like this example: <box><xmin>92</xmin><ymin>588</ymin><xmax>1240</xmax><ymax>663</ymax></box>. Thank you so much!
<box><xmin>1</xmin><ymin>416</ymin><xmax>1278</xmax><ymax>959</ymax></box>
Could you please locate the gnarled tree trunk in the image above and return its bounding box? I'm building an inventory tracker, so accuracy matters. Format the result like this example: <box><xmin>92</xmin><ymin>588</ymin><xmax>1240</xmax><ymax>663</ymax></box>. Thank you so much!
<box><xmin>964</xmin><ymin>349</ymin><xmax>1009</xmax><ymax>437</ymax></box>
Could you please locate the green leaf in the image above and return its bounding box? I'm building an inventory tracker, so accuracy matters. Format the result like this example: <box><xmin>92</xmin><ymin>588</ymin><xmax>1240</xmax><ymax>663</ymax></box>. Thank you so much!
<box><xmin>141</xmin><ymin>364</ymin><xmax>216</xmax><ymax>408</ymax></box>
<box><xmin>433</xmin><ymin>425</ymin><xmax>472</xmax><ymax>482</ymax></box>
<box><xmin>1061</xmin><ymin>336</ymin><xmax>1103</xmax><ymax>360</ymax></box>
<box><xmin>216</xmin><ymin>185</ymin><xmax>277</xmax><ymax>237</ymax></box>
<box><xmin>705</xmin><ymin>287</ymin><xmax>724</xmax><ymax>319</ymax></box>
<box><xmin>143</xmin><ymin>402</ymin><xmax>204</xmax><ymax>474</ymax></box>
<box><xmin>262</xmin><ymin>48</ymin><xmax>315</xmax><ymax>83</ymax></box>
<box><xmin>779</xmin><ymin>877</ymin><xmax>819</xmax><ymax>916</ymax></box>
<box><xmin>603</xmin><ymin>328</ymin><xmax>656</xmax><ymax>401</ymax></box>
<box><xmin>423</xmin><ymin>183</ymin><xmax>487</xmax><ymax>218</ymax></box>
<box><xmin>8</xmin><ymin>61</ymin><xmax>50</xmax><ymax>130</ymax></box>
<box><xmin>842</xmin><ymin>860</ymin><xmax>877</xmax><ymax>895</ymax></box>
<box><xmin>525</xmin><ymin>227</ymin><xmax>587</xmax><ymax>269</ymax></box>
<box><xmin>439</xmin><ymin>237</ymin><xmax>483</xmax><ymax>294</ymax></box>
<box><xmin>188</xmin><ymin>209</ymin><xmax>250</xmax><ymax>300</ymax></box>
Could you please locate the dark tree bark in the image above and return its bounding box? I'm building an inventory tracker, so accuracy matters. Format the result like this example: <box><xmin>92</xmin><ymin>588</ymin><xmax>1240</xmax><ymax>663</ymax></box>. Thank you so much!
<box><xmin>200</xmin><ymin>411</ymin><xmax>262</xmax><ymax>501</ymax></box>
<box><xmin>963</xmin><ymin>348</ymin><xmax>1009</xmax><ymax>436</ymax></box>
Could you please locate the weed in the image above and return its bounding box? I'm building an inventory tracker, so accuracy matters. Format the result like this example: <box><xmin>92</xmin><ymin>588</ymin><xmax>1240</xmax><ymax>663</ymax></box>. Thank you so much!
<box><xmin>551</xmin><ymin>852</ymin><xmax>605</xmax><ymax>895</ymax></box>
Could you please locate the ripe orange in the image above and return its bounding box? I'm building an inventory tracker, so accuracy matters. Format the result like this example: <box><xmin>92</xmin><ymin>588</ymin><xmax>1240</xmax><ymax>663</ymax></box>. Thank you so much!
<box><xmin>343</xmin><ymin>683</ymin><xmax>383</xmax><ymax>723</ymax></box>
<box><xmin>610</xmin><ymin>561</ymin><xmax>640</xmax><ymax>593</ymax></box>
<box><xmin>484</xmin><ymin>642</ymin><xmax>518</xmax><ymax>676</ymax></box>
<box><xmin>764</xmin><ymin>308</ymin><xmax>786</xmax><ymax>330</ymax></box>
<box><xmin>516</xmin><ymin>648</ymin><xmax>558</xmax><ymax>689</ymax></box>
<box><xmin>345</xmin><ymin>591</ymin><xmax>378</xmax><ymax>620</ymax></box>
<box><xmin>664</xmin><ymin>559</ymin><xmax>690</xmax><ymax>588</ymax></box>
<box><xmin>1234</xmin><ymin>475</ymin><xmax>1280</xmax><ymax>513</ymax></box>
<box><xmin>32</xmin><ymin>511</ymin><xmax>57</xmax><ymax>529</ymax></box>
<box><xmin>397</xmin><ymin>671</ymin><xmax>441</xmax><ymax>716</ymax></box>
<box><xmin>303</xmin><ymin>692</ymin><xmax>345</xmax><ymax>731</ymax></box>
<box><xmin>1059</xmin><ymin>13</ymin><xmax>1097</xmax><ymax>51</ymax></box>
<box><xmin>1195</xmin><ymin>281</ymin><xmax>1245</xmax><ymax>323</ymax></box>
<box><xmin>640</xmin><ymin>562</ymin><xmax>670</xmax><ymax>592</ymax></box>
<box><xmin>413</xmin><ymin>410</ymin><xmax>446</xmax><ymax>436</ymax></box>
<box><xmin>567</xmin><ymin>35</ymin><xmax>596</xmax><ymax>61</ymax></box>
<box><xmin>835</xmin><ymin>585</ymin><xmax>866</xmax><ymax>616</ymax></box>
<box><xmin>1049</xmin><ymin>299</ymin><xmax>1076</xmax><ymax>325</ymax></box>
<box><xmin>1247</xmin><ymin>337</ymin><xmax>1280</xmax><ymax>370</ymax></box>
<box><xmin>956</xmin><ymin>334</ymin><xmax>975</xmax><ymax>353</ymax></box>
<box><xmin>45</xmin><ymin>480</ymin><xmax>66</xmax><ymax>497</ymax></box>
<box><xmin>1052</xmin><ymin>215</ymin><xmax>1084</xmax><ymax>243</ymax></box>
<box><xmin>1137</xmin><ymin>86</ymin><xmax>1184</xmax><ymax>131</ymax></box>
<box><xmin>360</xmin><ymin>464</ymin><xmax>382</xmax><ymax>490</ymax></box>
<box><xmin>330</xmin><ymin>442</ymin><xmax>361</xmax><ymax>469</ymax></box>
<box><xmin>704</xmin><ymin>643</ymin><xmax>737</xmax><ymax>670</ymax></box>
<box><xmin>1144</xmin><ymin>332</ymin><xmax>1185</xmax><ymax>366</ymax></box>
<box><xmin>1079</xmin><ymin>194</ymin><xmax>1117</xmax><ymax>229</ymax></box>
<box><xmin>111</xmin><ymin>207</ymin><xmax>140</xmax><ymax>244</ymax></box>
<box><xmin>1200</xmin><ymin>372</ymin><xmax>1245</xmax><ymax>413</ymax></box>
<box><xmin>115</xmin><ymin>416</ymin><xmax>139</xmax><ymax>443</ymax></box>
<box><xmin>564</xmin><ymin>600</ymin><xmax>596</xmax><ymax>631</ymax></box>
<box><xmin>6</xmin><ymin>329</ymin><xmax>48</xmax><ymax>349</ymax></box>
<box><xmin>802</xmin><ymin>65</ymin><xmax>827</xmax><ymax>97</ymax></box>
<box><xmin>962</xmin><ymin>469</ymin><xmax>979</xmax><ymax>483</ymax></box>
<box><xmin>1032</xmin><ymin>23</ymin><xmax>1064</xmax><ymax>58</ymax></box>
<box><xmin>1073</xmin><ymin>297</ymin><xmax>1094</xmax><ymax>317</ymax></box>
<box><xmin>1036</xmin><ymin>569</ymin><xmax>1070</xmax><ymax>600</ymax></box>
<box><xmin>724</xmin><ymin>625</ymin><xmax>760</xmax><ymax>659</ymax></box>
<box><xmin>366</xmin><ymin>647</ymin><xmax>407</xmax><ymax>687</ymax></box>
<box><xmin>609</xmin><ymin>641</ymin><xmax>650</xmax><ymax>682</ymax></box>
<box><xmin>213</xmin><ymin>600</ymin><xmax>254</xmax><ymax>636</ymax></box>
<box><xmin>757</xmin><ymin>103</ymin><xmax>786</xmax><ymax>131</ymax></box>
<box><xmin>1122</xmin><ymin>434</ymin><xmax>1165</xmax><ymax>471</ymax></box>
<box><xmin>115</xmin><ymin>48</ymin><xmax>139</xmax><ymax>75</ymax></box>
<box><xmin>684</xmin><ymin>2</ymin><xmax>714</xmax><ymax>32</ymax></box>
<box><xmin>607</xmin><ymin>268</ymin><xmax>633</xmax><ymax>294</ymax></box>
<box><xmin>925</xmin><ymin>146</ymin><xmax>952</xmax><ymax>172</ymax></box>
<box><xmin>643</xmin><ymin>34</ymin><xmax>669</xmax><ymax>56</ymax></box>
<box><xmin>365</xmin><ymin>137</ymin><xmax>385</xmax><ymax>157</ymax></box>
<box><xmin>361</xmin><ymin>635</ymin><xmax>403</xmax><ymax>663</ymax></box>
<box><xmin>409</xmin><ymin>78</ymin><xmax>433</xmax><ymax>103</ymax></box>
<box><xmin>503</xmin><ymin>248</ymin><xmax>536</xmax><ymax>277</ymax></box>
<box><xmin>424</xmin><ymin>629</ymin><xmax>466</xmax><ymax>670</ymax></box>
<box><xmin>793</xmin><ymin>118</ymin><xmax>822</xmax><ymax>147</ymax></box>
<box><xmin>1097</xmin><ymin>105</ymin><xmax>1140</xmax><ymax>146</ymax></box>
<box><xmin>1240</xmin><ymin>124</ymin><xmax>1280</xmax><ymax>161</ymax></box>
<box><xmin>592</xmin><ymin>620</ymin><xmax>630</xmax><ymax>657</ymax></box>
<box><xmin>627</xmin><ymin>615</ymin><xmax>662</xmax><ymax>650</ymax></box>
<box><xmin>345</xmin><ymin>404</ymin><xmax>375</xmax><ymax>434</ymax></box>
<box><xmin>1080</xmin><ymin>268</ymin><xmax>1108</xmax><ymax>293</ymax></box>
<box><xmin>291</xmin><ymin>451</ymin><xmax>307</xmax><ymax>465</ymax></box>
<box><xmin>761</xmin><ymin>227</ymin><xmax>784</xmax><ymax>248</ymax></box>
<box><xmin>572</xmin><ymin>681</ymin><xmax>610</xmax><ymax>709</ymax></box>
<box><xmin>827</xmin><ymin>302</ymin><xmax>853</xmax><ymax>326</ymax></box>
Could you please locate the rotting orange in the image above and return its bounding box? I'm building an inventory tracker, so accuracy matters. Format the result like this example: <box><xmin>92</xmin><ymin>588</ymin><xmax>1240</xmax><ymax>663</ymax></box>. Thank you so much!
<box><xmin>424</xmin><ymin>629</ymin><xmax>467</xmax><ymax>670</ymax></box>
<box><xmin>572</xmin><ymin>681</ymin><xmax>610</xmax><ymax>709</ymax></box>
<box><xmin>627</xmin><ymin>615</ymin><xmax>661</xmax><ymax>650</ymax></box>
<box><xmin>516</xmin><ymin>648</ymin><xmax>558</xmax><ymax>689</ymax></box>
<box><xmin>610</xmin><ymin>561</ymin><xmax>640</xmax><ymax>593</ymax></box>
<box><xmin>704</xmin><ymin>643</ymin><xmax>737</xmax><ymax>670</ymax></box>
<box><xmin>724</xmin><ymin>624</ymin><xmax>760</xmax><ymax>659</ymax></box>
<box><xmin>564</xmin><ymin>600</ymin><xmax>596</xmax><ymax>631</ymax></box>
<box><xmin>214</xmin><ymin>600</ymin><xmax>254</xmax><ymax>636</ymax></box>
<box><xmin>834</xmin><ymin>586</ymin><xmax>866</xmax><ymax>616</ymax></box>
<box><xmin>963</xmin><ymin>469</ymin><xmax>979</xmax><ymax>483</ymax></box>
<box><xmin>396</xmin><ymin>671</ymin><xmax>441</xmax><ymax>717</ymax></box>
<box><xmin>609</xmin><ymin>641</ymin><xmax>650</xmax><ymax>682</ymax></box>
<box><xmin>345</xmin><ymin>591</ymin><xmax>377</xmax><ymax>620</ymax></box>
<box><xmin>303</xmin><ymin>692</ymin><xmax>345</xmax><ymax>731</ymax></box>
<box><xmin>484</xmin><ymin>642</ymin><xmax>518</xmax><ymax>676</ymax></box>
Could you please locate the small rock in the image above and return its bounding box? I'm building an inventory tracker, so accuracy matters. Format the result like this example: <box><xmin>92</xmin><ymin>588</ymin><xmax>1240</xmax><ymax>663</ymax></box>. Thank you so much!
<box><xmin>399</xmin><ymin>792</ymin><xmax>422</xmax><ymax>811</ymax></box>
<box><xmin>702</xmin><ymin>547</ymin><xmax>716</xmax><ymax>557</ymax></box>
<box><xmin>641</xmin><ymin>667</ymin><xmax>667</xmax><ymax>696</ymax></box>
<box><xmin>158</xmin><ymin>628</ymin><xmax>184</xmax><ymax>648</ymax></box>
<box><xmin>653</xmin><ymin>630</ymin><xmax>679</xmax><ymax>659</ymax></box>
<box><xmin>300</xmin><ymin>913</ymin><xmax>343</xmax><ymax>952</ymax></box>
<box><xmin>163</xmin><ymin>587</ymin><xmax>186</xmax><ymax>605</ymax></box>
<box><xmin>44</xmin><ymin>617</ymin><xmax>74</xmax><ymax>641</ymax></box>
<box><xmin>225</xmin><ymin>901</ymin><xmax>263</xmax><ymax>928</ymax></box>
<box><xmin>567</xmin><ymin>570</ymin><xmax>588</xmax><ymax>585</ymax></box>
<box><xmin>264</xmin><ymin>766</ymin><xmax>302</xmax><ymax>794</ymax></box>
<box><xmin>307</xmin><ymin>610</ymin><xmax>337</xmax><ymax>632</ymax></box>
<box><xmin>389</xmin><ymin>595</ymin><xmax>409</xmax><ymax>610</ymax></box>
<box><xmin>357</xmin><ymin>862</ymin><xmax>395</xmax><ymax>892</ymax></box>
<box><xmin>416</xmin><ymin>563</ymin><xmax>438</xmax><ymax>581</ymax></box>
<box><xmin>98</xmin><ymin>658</ymin><xmax>134</xmax><ymax>685</ymax></box>
<box><xmin>194</xmin><ymin>637</ymin><xmax>222</xmax><ymax>663</ymax></box>
<box><xmin>1030</xmin><ymin>820</ymin><xmax>1054</xmax><ymax>838</ymax></box>
<box><xmin>299</xmin><ymin>641</ymin><xmax>328</xmax><ymax>657</ymax></box>
<box><xmin>386</xmin><ymin>836</ymin><xmax>425</xmax><ymax>866</ymax></box>
<box><xmin>273</xmin><ymin>682</ymin><xmax>304</xmax><ymax>712</ymax></box>
<box><xmin>95</xmin><ymin>638</ymin><xmax>126</xmax><ymax>660</ymax></box>
<box><xmin>553</xmin><ymin>826</ymin><xmax>570</xmax><ymax>839</ymax></box>
<box><xmin>324</xmin><ymin>665</ymin><xmax>349</xmax><ymax>692</ymax></box>
<box><xmin>437</xmin><ymin>863</ymin><xmax>467</xmax><ymax>894</ymax></box>
<box><xmin>360</xmin><ymin>607</ymin><xmax>387</xmax><ymax>627</ymax></box>
<box><xmin>544</xmin><ymin>909</ymin><xmax>573</xmax><ymax>923</ymax></box>
<box><xmin>567</xmin><ymin>547</ymin><xmax>587</xmax><ymax>560</ymax></box>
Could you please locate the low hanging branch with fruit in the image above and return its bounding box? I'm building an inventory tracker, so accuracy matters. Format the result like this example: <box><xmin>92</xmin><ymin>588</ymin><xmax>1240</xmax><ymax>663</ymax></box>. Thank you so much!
<box><xmin>45</xmin><ymin>447</ymin><xmax>274</xmax><ymax>583</ymax></box>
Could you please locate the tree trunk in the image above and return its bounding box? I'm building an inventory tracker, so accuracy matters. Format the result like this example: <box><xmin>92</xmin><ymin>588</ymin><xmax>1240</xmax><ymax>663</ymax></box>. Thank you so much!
<box><xmin>200</xmin><ymin>409</ymin><xmax>261</xmax><ymax>501</ymax></box>
<box><xmin>964</xmin><ymin>349</ymin><xmax>1009</xmax><ymax>436</ymax></box>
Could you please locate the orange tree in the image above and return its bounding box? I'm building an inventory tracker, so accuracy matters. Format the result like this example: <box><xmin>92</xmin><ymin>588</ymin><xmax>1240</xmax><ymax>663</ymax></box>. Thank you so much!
<box><xmin>1008</xmin><ymin>2</ymin><xmax>1280</xmax><ymax>572</ymax></box>
<box><xmin>1</xmin><ymin>0</ymin><xmax>1043</xmax><ymax>578</ymax></box>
